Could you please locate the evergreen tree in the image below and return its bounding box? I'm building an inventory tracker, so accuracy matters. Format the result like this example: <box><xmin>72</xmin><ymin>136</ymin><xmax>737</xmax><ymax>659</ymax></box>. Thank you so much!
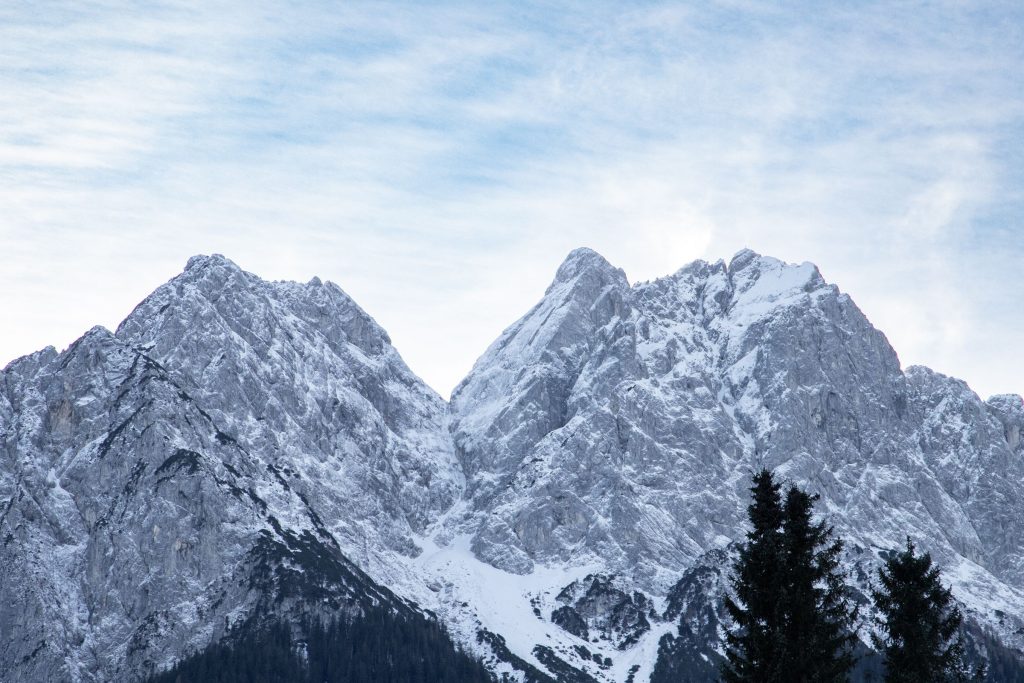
<box><xmin>723</xmin><ymin>470</ymin><xmax>857</xmax><ymax>683</ymax></box>
<box><xmin>872</xmin><ymin>538</ymin><xmax>967</xmax><ymax>682</ymax></box>
<box><xmin>723</xmin><ymin>469</ymin><xmax>786</xmax><ymax>682</ymax></box>
<box><xmin>779</xmin><ymin>486</ymin><xmax>857</xmax><ymax>682</ymax></box>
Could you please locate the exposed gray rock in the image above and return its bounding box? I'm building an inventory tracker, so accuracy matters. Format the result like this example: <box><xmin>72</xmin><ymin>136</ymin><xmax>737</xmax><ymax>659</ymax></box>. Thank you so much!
<box><xmin>0</xmin><ymin>257</ymin><xmax>456</xmax><ymax>682</ymax></box>
<box><xmin>652</xmin><ymin>547</ymin><xmax>731</xmax><ymax>682</ymax></box>
<box><xmin>450</xmin><ymin>247</ymin><xmax>1024</xmax><ymax>660</ymax></box>
<box><xmin>552</xmin><ymin>574</ymin><xmax>653</xmax><ymax>649</ymax></box>
<box><xmin>3</xmin><ymin>248</ymin><xmax>1024</xmax><ymax>682</ymax></box>
<box><xmin>987</xmin><ymin>393</ymin><xmax>1024</xmax><ymax>456</ymax></box>
<box><xmin>115</xmin><ymin>254</ymin><xmax>462</xmax><ymax>559</ymax></box>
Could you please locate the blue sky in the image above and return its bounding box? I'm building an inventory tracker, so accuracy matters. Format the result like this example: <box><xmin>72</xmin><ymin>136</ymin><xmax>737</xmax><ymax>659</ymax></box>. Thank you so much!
<box><xmin>1</xmin><ymin>1</ymin><xmax>1022</xmax><ymax>398</ymax></box>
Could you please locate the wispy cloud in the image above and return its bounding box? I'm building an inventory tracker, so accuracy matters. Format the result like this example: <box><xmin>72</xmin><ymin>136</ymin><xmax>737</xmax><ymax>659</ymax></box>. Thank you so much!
<box><xmin>1</xmin><ymin>1</ymin><xmax>1022</xmax><ymax>398</ymax></box>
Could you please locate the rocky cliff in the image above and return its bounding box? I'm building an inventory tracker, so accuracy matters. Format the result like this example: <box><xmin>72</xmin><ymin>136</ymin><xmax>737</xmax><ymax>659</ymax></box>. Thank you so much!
<box><xmin>2</xmin><ymin>249</ymin><xmax>1022</xmax><ymax>681</ymax></box>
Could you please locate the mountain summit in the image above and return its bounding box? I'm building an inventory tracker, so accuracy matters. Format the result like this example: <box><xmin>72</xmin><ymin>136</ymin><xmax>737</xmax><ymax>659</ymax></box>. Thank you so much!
<box><xmin>2</xmin><ymin>249</ymin><xmax>1023</xmax><ymax>682</ymax></box>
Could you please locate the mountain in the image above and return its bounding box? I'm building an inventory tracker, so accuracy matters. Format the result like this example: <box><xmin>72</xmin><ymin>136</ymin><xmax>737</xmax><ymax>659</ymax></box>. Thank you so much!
<box><xmin>2</xmin><ymin>249</ymin><xmax>1022</xmax><ymax>682</ymax></box>
<box><xmin>442</xmin><ymin>247</ymin><xmax>1024</xmax><ymax>680</ymax></box>
<box><xmin>0</xmin><ymin>256</ymin><xmax>461</xmax><ymax>681</ymax></box>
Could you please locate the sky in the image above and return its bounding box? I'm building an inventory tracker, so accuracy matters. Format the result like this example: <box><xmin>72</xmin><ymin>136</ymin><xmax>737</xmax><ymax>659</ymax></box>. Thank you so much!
<box><xmin>1</xmin><ymin>1</ymin><xmax>1022</xmax><ymax>399</ymax></box>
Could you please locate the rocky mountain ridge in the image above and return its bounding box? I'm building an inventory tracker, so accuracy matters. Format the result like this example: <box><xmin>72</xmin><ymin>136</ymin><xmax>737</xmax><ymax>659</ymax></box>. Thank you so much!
<box><xmin>2</xmin><ymin>249</ymin><xmax>1022</xmax><ymax>681</ymax></box>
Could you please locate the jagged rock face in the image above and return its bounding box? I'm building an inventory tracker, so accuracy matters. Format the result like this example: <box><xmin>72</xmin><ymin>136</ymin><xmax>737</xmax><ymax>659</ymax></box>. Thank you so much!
<box><xmin>451</xmin><ymin>249</ymin><xmax>898</xmax><ymax>582</ymax></box>
<box><xmin>902</xmin><ymin>369</ymin><xmax>1024</xmax><ymax>580</ymax></box>
<box><xmin>652</xmin><ymin>548</ymin><xmax>730</xmax><ymax>682</ymax></box>
<box><xmin>3</xmin><ymin>248</ymin><xmax>1024</xmax><ymax>682</ymax></box>
<box><xmin>0</xmin><ymin>327</ymin><xmax>399</xmax><ymax>682</ymax></box>
<box><xmin>114</xmin><ymin>255</ymin><xmax>462</xmax><ymax>561</ymax></box>
<box><xmin>0</xmin><ymin>256</ymin><xmax>457</xmax><ymax>682</ymax></box>
<box><xmin>986</xmin><ymin>393</ymin><xmax>1024</xmax><ymax>456</ymax></box>
<box><xmin>450</xmin><ymin>247</ymin><xmax>1024</xmax><ymax>648</ymax></box>
<box><xmin>551</xmin><ymin>575</ymin><xmax>653</xmax><ymax>649</ymax></box>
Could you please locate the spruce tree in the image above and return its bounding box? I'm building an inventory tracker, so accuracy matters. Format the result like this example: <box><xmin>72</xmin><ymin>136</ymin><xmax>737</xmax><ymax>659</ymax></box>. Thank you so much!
<box><xmin>723</xmin><ymin>470</ymin><xmax>857</xmax><ymax>683</ymax></box>
<box><xmin>779</xmin><ymin>486</ymin><xmax>857</xmax><ymax>682</ymax></box>
<box><xmin>723</xmin><ymin>469</ymin><xmax>786</xmax><ymax>682</ymax></box>
<box><xmin>872</xmin><ymin>538</ymin><xmax>967</xmax><ymax>683</ymax></box>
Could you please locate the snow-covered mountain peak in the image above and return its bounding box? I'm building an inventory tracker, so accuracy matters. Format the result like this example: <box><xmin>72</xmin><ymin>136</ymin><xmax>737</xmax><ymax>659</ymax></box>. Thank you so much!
<box><xmin>727</xmin><ymin>250</ymin><xmax>823</xmax><ymax>296</ymax></box>
<box><xmin>716</xmin><ymin>251</ymin><xmax>829</xmax><ymax>334</ymax></box>
<box><xmin>450</xmin><ymin>248</ymin><xmax>631</xmax><ymax>484</ymax></box>
<box><xmin>116</xmin><ymin>255</ymin><xmax>394</xmax><ymax>364</ymax></box>
<box><xmin>174</xmin><ymin>252</ymin><xmax>255</xmax><ymax>299</ymax></box>
<box><xmin>182</xmin><ymin>251</ymin><xmax>238</xmax><ymax>273</ymax></box>
<box><xmin>451</xmin><ymin>248</ymin><xmax>865</xmax><ymax>583</ymax></box>
<box><xmin>550</xmin><ymin>247</ymin><xmax>627</xmax><ymax>289</ymax></box>
<box><xmin>81</xmin><ymin>324</ymin><xmax>116</xmax><ymax>339</ymax></box>
<box><xmin>110</xmin><ymin>254</ymin><xmax>462</xmax><ymax>563</ymax></box>
<box><xmin>5</xmin><ymin>248</ymin><xmax>1024</xmax><ymax>682</ymax></box>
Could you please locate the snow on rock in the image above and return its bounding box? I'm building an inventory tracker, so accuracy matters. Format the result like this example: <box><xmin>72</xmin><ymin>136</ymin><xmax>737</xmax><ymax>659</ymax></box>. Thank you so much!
<box><xmin>0</xmin><ymin>255</ymin><xmax>457</xmax><ymax>682</ymax></box>
<box><xmin>3</xmin><ymin>248</ymin><xmax>1024</xmax><ymax>682</ymax></box>
<box><xmin>450</xmin><ymin>247</ymin><xmax>1024</xmax><ymax>665</ymax></box>
<box><xmin>114</xmin><ymin>253</ymin><xmax>463</xmax><ymax>563</ymax></box>
<box><xmin>0</xmin><ymin>323</ymin><xmax>402</xmax><ymax>681</ymax></box>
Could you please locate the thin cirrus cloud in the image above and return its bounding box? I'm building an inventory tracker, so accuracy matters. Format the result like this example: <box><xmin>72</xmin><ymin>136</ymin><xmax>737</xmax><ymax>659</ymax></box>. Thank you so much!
<box><xmin>1</xmin><ymin>1</ymin><xmax>1021</xmax><ymax>399</ymax></box>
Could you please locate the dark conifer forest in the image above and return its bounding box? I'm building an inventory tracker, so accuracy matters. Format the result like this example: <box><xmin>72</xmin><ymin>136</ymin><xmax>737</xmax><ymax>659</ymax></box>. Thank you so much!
<box><xmin>145</xmin><ymin>605</ymin><xmax>493</xmax><ymax>683</ymax></box>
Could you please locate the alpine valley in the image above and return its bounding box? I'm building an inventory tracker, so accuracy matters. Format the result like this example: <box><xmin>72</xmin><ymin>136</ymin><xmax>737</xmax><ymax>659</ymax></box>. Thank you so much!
<box><xmin>3</xmin><ymin>248</ymin><xmax>1023</xmax><ymax>682</ymax></box>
